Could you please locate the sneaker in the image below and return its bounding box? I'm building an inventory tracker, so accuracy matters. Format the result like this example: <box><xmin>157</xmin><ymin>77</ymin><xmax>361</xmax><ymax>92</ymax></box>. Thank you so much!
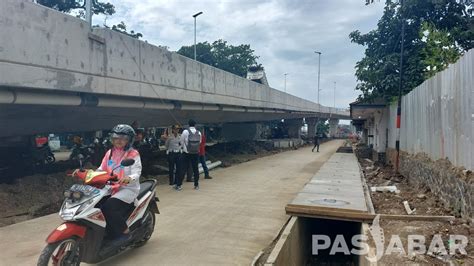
<box><xmin>176</xmin><ymin>186</ymin><xmax>182</xmax><ymax>191</ymax></box>
<box><xmin>204</xmin><ymin>176</ymin><xmax>213</xmax><ymax>179</ymax></box>
<box><xmin>194</xmin><ymin>185</ymin><xmax>199</xmax><ymax>190</ymax></box>
<box><xmin>112</xmin><ymin>234</ymin><xmax>130</xmax><ymax>247</ymax></box>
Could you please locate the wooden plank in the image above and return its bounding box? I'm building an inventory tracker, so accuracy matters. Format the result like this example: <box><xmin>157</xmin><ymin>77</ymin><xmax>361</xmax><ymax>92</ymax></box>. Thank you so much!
<box><xmin>286</xmin><ymin>204</ymin><xmax>455</xmax><ymax>222</ymax></box>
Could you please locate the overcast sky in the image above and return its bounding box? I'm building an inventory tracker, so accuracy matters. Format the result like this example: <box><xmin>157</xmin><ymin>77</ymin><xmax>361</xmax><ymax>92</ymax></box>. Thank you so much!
<box><xmin>93</xmin><ymin>0</ymin><xmax>384</xmax><ymax>109</ymax></box>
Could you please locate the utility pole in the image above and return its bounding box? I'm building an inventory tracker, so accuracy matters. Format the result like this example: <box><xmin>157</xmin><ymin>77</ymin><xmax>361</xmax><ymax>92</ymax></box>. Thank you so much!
<box><xmin>284</xmin><ymin>73</ymin><xmax>289</xmax><ymax>93</ymax></box>
<box><xmin>395</xmin><ymin>0</ymin><xmax>405</xmax><ymax>173</ymax></box>
<box><xmin>333</xmin><ymin>81</ymin><xmax>336</xmax><ymax>109</ymax></box>
<box><xmin>85</xmin><ymin>0</ymin><xmax>92</xmax><ymax>31</ymax></box>
<box><xmin>192</xmin><ymin>12</ymin><xmax>203</xmax><ymax>61</ymax></box>
<box><xmin>314</xmin><ymin>51</ymin><xmax>322</xmax><ymax>106</ymax></box>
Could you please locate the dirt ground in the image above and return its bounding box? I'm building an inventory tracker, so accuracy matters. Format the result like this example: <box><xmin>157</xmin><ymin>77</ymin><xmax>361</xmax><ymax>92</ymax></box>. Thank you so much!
<box><xmin>360</xmin><ymin>157</ymin><xmax>474</xmax><ymax>265</ymax></box>
<box><xmin>0</xmin><ymin>140</ymin><xmax>309</xmax><ymax>227</ymax></box>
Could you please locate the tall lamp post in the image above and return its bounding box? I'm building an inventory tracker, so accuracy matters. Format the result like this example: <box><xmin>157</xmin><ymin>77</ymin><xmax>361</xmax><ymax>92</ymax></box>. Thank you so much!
<box><xmin>314</xmin><ymin>51</ymin><xmax>322</xmax><ymax>105</ymax></box>
<box><xmin>333</xmin><ymin>81</ymin><xmax>336</xmax><ymax>109</ymax></box>
<box><xmin>192</xmin><ymin>12</ymin><xmax>203</xmax><ymax>61</ymax></box>
<box><xmin>284</xmin><ymin>73</ymin><xmax>289</xmax><ymax>93</ymax></box>
<box><xmin>85</xmin><ymin>0</ymin><xmax>92</xmax><ymax>30</ymax></box>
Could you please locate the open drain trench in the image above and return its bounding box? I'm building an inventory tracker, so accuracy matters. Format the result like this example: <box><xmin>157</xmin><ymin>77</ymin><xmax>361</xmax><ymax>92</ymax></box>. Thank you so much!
<box><xmin>256</xmin><ymin>148</ymin><xmax>371</xmax><ymax>265</ymax></box>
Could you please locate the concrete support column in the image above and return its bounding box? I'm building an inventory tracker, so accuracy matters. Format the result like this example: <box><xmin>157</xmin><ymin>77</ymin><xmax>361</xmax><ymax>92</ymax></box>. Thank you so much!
<box><xmin>306</xmin><ymin>117</ymin><xmax>318</xmax><ymax>138</ymax></box>
<box><xmin>286</xmin><ymin>119</ymin><xmax>303</xmax><ymax>139</ymax></box>
<box><xmin>328</xmin><ymin>118</ymin><xmax>339</xmax><ymax>138</ymax></box>
<box><xmin>222</xmin><ymin>122</ymin><xmax>267</xmax><ymax>141</ymax></box>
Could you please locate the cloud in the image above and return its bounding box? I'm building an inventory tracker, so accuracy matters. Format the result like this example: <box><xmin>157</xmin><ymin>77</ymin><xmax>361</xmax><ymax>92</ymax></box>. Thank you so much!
<box><xmin>93</xmin><ymin>0</ymin><xmax>384</xmax><ymax>108</ymax></box>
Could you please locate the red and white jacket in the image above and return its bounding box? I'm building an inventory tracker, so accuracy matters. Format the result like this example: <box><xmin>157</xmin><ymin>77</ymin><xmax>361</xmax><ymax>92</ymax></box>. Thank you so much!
<box><xmin>97</xmin><ymin>147</ymin><xmax>142</xmax><ymax>204</ymax></box>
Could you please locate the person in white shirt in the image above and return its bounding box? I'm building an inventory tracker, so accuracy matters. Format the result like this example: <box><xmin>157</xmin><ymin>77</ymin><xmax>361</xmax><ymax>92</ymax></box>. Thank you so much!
<box><xmin>180</xmin><ymin>119</ymin><xmax>202</xmax><ymax>190</ymax></box>
<box><xmin>165</xmin><ymin>125</ymin><xmax>182</xmax><ymax>188</ymax></box>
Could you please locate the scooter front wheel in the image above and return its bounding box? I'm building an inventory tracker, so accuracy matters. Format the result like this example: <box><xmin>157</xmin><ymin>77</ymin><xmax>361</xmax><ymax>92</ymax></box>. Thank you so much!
<box><xmin>37</xmin><ymin>238</ymin><xmax>81</xmax><ymax>266</ymax></box>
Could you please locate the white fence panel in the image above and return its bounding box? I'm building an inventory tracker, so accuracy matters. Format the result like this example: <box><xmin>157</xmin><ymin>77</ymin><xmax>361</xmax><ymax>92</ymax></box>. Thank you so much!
<box><xmin>389</xmin><ymin>49</ymin><xmax>473</xmax><ymax>170</ymax></box>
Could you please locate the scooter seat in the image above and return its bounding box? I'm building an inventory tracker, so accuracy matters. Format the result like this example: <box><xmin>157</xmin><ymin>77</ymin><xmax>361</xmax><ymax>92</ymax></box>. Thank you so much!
<box><xmin>137</xmin><ymin>180</ymin><xmax>156</xmax><ymax>200</ymax></box>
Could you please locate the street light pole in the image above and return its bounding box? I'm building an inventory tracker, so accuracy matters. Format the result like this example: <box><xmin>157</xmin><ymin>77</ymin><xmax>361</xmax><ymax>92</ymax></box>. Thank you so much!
<box><xmin>284</xmin><ymin>73</ymin><xmax>289</xmax><ymax>93</ymax></box>
<box><xmin>314</xmin><ymin>51</ymin><xmax>322</xmax><ymax>105</ymax></box>
<box><xmin>396</xmin><ymin>0</ymin><xmax>405</xmax><ymax>173</ymax></box>
<box><xmin>192</xmin><ymin>12</ymin><xmax>203</xmax><ymax>61</ymax></box>
<box><xmin>85</xmin><ymin>0</ymin><xmax>92</xmax><ymax>31</ymax></box>
<box><xmin>333</xmin><ymin>81</ymin><xmax>336</xmax><ymax>109</ymax></box>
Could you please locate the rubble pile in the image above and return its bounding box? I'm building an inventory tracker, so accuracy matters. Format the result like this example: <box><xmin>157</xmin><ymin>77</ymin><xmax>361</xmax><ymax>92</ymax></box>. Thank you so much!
<box><xmin>359</xmin><ymin>156</ymin><xmax>473</xmax><ymax>265</ymax></box>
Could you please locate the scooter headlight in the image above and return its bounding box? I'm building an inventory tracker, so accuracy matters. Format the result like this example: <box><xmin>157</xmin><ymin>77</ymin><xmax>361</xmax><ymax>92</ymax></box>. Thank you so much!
<box><xmin>72</xmin><ymin>191</ymin><xmax>83</xmax><ymax>200</ymax></box>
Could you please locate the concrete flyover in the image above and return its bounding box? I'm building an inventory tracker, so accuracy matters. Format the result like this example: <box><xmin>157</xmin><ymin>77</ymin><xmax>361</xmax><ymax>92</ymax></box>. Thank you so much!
<box><xmin>0</xmin><ymin>0</ymin><xmax>349</xmax><ymax>138</ymax></box>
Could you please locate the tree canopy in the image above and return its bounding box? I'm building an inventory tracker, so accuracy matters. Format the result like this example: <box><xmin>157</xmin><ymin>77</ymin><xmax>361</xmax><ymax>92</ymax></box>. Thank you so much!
<box><xmin>38</xmin><ymin>0</ymin><xmax>142</xmax><ymax>39</ymax></box>
<box><xmin>38</xmin><ymin>0</ymin><xmax>115</xmax><ymax>17</ymax></box>
<box><xmin>351</xmin><ymin>0</ymin><xmax>473</xmax><ymax>101</ymax></box>
<box><xmin>177</xmin><ymin>40</ymin><xmax>260</xmax><ymax>77</ymax></box>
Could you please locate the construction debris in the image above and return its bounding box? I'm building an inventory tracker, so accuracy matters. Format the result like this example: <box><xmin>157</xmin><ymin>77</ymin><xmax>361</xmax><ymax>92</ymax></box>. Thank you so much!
<box><xmin>370</xmin><ymin>185</ymin><xmax>400</xmax><ymax>193</ymax></box>
<box><xmin>403</xmin><ymin>200</ymin><xmax>416</xmax><ymax>214</ymax></box>
<box><xmin>198</xmin><ymin>161</ymin><xmax>222</xmax><ymax>174</ymax></box>
<box><xmin>416</xmin><ymin>194</ymin><xmax>427</xmax><ymax>199</ymax></box>
<box><xmin>358</xmin><ymin>154</ymin><xmax>473</xmax><ymax>265</ymax></box>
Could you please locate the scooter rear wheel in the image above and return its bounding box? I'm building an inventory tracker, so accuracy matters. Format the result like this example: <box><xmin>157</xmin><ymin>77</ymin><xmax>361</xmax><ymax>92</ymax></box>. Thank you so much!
<box><xmin>133</xmin><ymin>209</ymin><xmax>155</xmax><ymax>248</ymax></box>
<box><xmin>37</xmin><ymin>238</ymin><xmax>81</xmax><ymax>266</ymax></box>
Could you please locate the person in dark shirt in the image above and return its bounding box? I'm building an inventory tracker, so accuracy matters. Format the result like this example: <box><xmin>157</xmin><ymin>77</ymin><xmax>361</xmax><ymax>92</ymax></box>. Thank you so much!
<box><xmin>312</xmin><ymin>134</ymin><xmax>320</xmax><ymax>152</ymax></box>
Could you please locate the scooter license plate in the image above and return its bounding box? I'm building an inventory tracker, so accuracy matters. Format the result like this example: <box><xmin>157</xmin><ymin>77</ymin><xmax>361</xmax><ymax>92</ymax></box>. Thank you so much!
<box><xmin>70</xmin><ymin>184</ymin><xmax>99</xmax><ymax>196</ymax></box>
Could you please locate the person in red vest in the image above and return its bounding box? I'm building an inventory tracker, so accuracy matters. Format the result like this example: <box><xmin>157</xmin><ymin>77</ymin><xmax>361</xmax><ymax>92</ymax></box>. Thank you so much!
<box><xmin>199</xmin><ymin>130</ymin><xmax>212</xmax><ymax>179</ymax></box>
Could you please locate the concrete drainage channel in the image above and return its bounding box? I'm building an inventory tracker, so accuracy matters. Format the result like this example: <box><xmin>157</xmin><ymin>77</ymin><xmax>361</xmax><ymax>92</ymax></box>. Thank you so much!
<box><xmin>256</xmin><ymin>216</ymin><xmax>367</xmax><ymax>265</ymax></box>
<box><xmin>254</xmin><ymin>149</ymin><xmax>374</xmax><ymax>266</ymax></box>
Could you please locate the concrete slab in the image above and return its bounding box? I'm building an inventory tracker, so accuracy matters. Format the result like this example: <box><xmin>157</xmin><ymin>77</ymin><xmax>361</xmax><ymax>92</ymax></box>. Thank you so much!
<box><xmin>287</xmin><ymin>153</ymin><xmax>369</xmax><ymax>214</ymax></box>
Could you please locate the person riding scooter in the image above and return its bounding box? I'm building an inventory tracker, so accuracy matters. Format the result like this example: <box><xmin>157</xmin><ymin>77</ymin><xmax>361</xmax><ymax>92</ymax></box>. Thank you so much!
<box><xmin>97</xmin><ymin>124</ymin><xmax>142</xmax><ymax>244</ymax></box>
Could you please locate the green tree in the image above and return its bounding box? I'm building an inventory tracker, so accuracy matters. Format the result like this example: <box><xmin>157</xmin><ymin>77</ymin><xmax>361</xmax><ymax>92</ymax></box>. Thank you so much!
<box><xmin>38</xmin><ymin>0</ymin><xmax>143</xmax><ymax>39</ymax></box>
<box><xmin>37</xmin><ymin>0</ymin><xmax>115</xmax><ymax>17</ymax></box>
<box><xmin>420</xmin><ymin>22</ymin><xmax>461</xmax><ymax>78</ymax></box>
<box><xmin>108</xmin><ymin>21</ymin><xmax>143</xmax><ymax>39</ymax></box>
<box><xmin>177</xmin><ymin>40</ymin><xmax>260</xmax><ymax>77</ymax></box>
<box><xmin>351</xmin><ymin>0</ymin><xmax>473</xmax><ymax>101</ymax></box>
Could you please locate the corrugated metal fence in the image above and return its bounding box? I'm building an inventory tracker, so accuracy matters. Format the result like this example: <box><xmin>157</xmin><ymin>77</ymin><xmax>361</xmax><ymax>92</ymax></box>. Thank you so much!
<box><xmin>388</xmin><ymin>49</ymin><xmax>474</xmax><ymax>170</ymax></box>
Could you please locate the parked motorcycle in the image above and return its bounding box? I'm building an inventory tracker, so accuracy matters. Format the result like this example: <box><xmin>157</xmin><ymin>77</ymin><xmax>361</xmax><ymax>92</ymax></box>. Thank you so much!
<box><xmin>69</xmin><ymin>143</ymin><xmax>95</xmax><ymax>165</ymax></box>
<box><xmin>31</xmin><ymin>143</ymin><xmax>56</xmax><ymax>166</ymax></box>
<box><xmin>37</xmin><ymin>158</ymin><xmax>159</xmax><ymax>265</ymax></box>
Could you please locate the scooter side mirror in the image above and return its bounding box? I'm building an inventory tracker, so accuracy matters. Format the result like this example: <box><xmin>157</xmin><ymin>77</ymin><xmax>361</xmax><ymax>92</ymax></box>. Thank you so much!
<box><xmin>121</xmin><ymin>159</ymin><xmax>135</xmax><ymax>167</ymax></box>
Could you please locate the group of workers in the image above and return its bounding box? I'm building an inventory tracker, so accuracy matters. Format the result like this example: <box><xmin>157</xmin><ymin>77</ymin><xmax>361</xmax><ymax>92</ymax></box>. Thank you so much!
<box><xmin>162</xmin><ymin>119</ymin><xmax>212</xmax><ymax>191</ymax></box>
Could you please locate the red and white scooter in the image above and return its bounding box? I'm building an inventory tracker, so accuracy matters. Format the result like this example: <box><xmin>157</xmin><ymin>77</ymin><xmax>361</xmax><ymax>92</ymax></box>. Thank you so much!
<box><xmin>37</xmin><ymin>158</ymin><xmax>159</xmax><ymax>266</ymax></box>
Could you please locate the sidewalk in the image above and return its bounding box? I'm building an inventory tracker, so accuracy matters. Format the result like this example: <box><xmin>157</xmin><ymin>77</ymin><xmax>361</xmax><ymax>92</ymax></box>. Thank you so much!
<box><xmin>0</xmin><ymin>140</ymin><xmax>344</xmax><ymax>265</ymax></box>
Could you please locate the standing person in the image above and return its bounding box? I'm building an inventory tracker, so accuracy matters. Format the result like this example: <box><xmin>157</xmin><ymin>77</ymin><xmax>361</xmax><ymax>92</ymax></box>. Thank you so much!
<box><xmin>198</xmin><ymin>130</ymin><xmax>212</xmax><ymax>179</ymax></box>
<box><xmin>312</xmin><ymin>133</ymin><xmax>320</xmax><ymax>152</ymax></box>
<box><xmin>165</xmin><ymin>125</ymin><xmax>182</xmax><ymax>188</ymax></box>
<box><xmin>180</xmin><ymin>119</ymin><xmax>201</xmax><ymax>190</ymax></box>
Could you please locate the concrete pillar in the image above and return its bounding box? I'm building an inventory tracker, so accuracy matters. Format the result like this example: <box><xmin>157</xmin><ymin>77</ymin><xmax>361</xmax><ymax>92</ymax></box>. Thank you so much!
<box><xmin>286</xmin><ymin>119</ymin><xmax>303</xmax><ymax>139</ymax></box>
<box><xmin>222</xmin><ymin>122</ymin><xmax>267</xmax><ymax>141</ymax></box>
<box><xmin>328</xmin><ymin>118</ymin><xmax>339</xmax><ymax>138</ymax></box>
<box><xmin>306</xmin><ymin>117</ymin><xmax>318</xmax><ymax>139</ymax></box>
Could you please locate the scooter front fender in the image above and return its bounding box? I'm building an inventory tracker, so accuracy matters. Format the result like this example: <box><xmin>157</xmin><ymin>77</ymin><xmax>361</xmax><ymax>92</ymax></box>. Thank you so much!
<box><xmin>46</xmin><ymin>222</ymin><xmax>86</xmax><ymax>243</ymax></box>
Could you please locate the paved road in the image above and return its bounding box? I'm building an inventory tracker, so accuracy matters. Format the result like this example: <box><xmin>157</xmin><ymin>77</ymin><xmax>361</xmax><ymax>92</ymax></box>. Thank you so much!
<box><xmin>0</xmin><ymin>140</ymin><xmax>343</xmax><ymax>265</ymax></box>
